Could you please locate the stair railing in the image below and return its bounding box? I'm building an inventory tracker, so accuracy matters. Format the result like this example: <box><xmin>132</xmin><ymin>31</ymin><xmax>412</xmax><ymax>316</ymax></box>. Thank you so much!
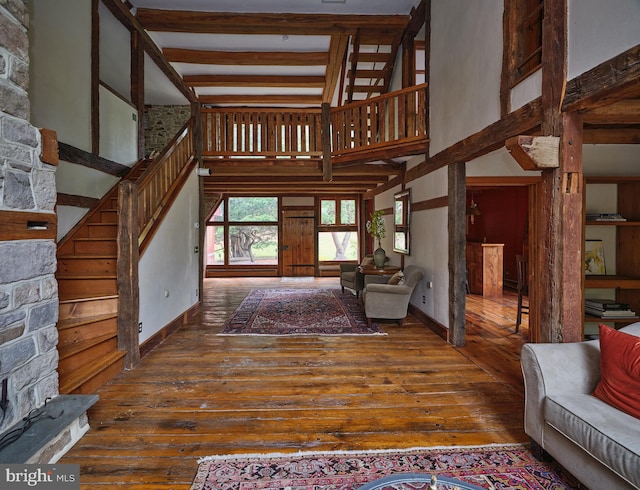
<box><xmin>117</xmin><ymin>118</ymin><xmax>196</xmax><ymax>367</ymax></box>
<box><xmin>135</xmin><ymin>119</ymin><xmax>196</xmax><ymax>252</ymax></box>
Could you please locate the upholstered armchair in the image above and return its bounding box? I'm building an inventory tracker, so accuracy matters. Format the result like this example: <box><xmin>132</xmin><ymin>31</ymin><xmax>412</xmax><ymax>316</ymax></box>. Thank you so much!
<box><xmin>362</xmin><ymin>265</ymin><xmax>424</xmax><ymax>326</ymax></box>
<box><xmin>340</xmin><ymin>256</ymin><xmax>373</xmax><ymax>297</ymax></box>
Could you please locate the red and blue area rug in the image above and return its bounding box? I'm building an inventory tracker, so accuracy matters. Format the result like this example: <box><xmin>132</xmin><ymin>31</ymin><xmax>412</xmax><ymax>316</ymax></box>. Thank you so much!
<box><xmin>190</xmin><ymin>445</ymin><xmax>583</xmax><ymax>489</ymax></box>
<box><xmin>219</xmin><ymin>288</ymin><xmax>384</xmax><ymax>336</ymax></box>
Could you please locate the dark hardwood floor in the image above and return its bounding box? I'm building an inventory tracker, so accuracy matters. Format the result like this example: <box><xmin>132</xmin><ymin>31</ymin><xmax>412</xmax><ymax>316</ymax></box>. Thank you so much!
<box><xmin>59</xmin><ymin>277</ymin><xmax>530</xmax><ymax>489</ymax></box>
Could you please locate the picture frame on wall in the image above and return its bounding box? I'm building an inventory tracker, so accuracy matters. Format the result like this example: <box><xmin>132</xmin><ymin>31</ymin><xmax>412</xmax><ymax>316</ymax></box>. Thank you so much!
<box><xmin>585</xmin><ymin>239</ymin><xmax>606</xmax><ymax>275</ymax></box>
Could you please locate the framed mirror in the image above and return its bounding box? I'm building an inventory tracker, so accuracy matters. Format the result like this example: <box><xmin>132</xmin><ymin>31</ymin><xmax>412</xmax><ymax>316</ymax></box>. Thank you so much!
<box><xmin>393</xmin><ymin>189</ymin><xmax>410</xmax><ymax>254</ymax></box>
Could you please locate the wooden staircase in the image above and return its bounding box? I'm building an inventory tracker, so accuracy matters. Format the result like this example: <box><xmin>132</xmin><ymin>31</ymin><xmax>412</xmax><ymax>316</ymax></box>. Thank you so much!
<box><xmin>56</xmin><ymin>163</ymin><xmax>148</xmax><ymax>394</ymax></box>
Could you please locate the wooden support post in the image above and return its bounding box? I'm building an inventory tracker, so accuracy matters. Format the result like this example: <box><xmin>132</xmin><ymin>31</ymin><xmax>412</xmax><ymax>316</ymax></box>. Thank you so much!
<box><xmin>559</xmin><ymin>112</ymin><xmax>584</xmax><ymax>343</ymax></box>
<box><xmin>193</xmin><ymin>101</ymin><xmax>205</xmax><ymax>304</ymax></box>
<box><xmin>448</xmin><ymin>162</ymin><xmax>466</xmax><ymax>346</ymax></box>
<box><xmin>535</xmin><ymin>0</ymin><xmax>573</xmax><ymax>343</ymax></box>
<box><xmin>117</xmin><ymin>180</ymin><xmax>141</xmax><ymax>368</ymax></box>
<box><xmin>321</xmin><ymin>102</ymin><xmax>332</xmax><ymax>182</ymax></box>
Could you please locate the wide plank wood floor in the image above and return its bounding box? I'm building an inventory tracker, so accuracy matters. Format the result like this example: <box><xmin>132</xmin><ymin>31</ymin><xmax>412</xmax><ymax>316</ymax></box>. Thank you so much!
<box><xmin>60</xmin><ymin>277</ymin><xmax>530</xmax><ymax>489</ymax></box>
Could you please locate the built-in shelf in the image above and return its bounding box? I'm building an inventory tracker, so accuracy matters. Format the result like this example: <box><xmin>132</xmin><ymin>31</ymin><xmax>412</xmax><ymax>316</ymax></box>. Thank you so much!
<box><xmin>584</xmin><ymin>275</ymin><xmax>640</xmax><ymax>289</ymax></box>
<box><xmin>583</xmin><ymin>177</ymin><xmax>640</xmax><ymax>337</ymax></box>
<box><xmin>586</xmin><ymin>220</ymin><xmax>640</xmax><ymax>226</ymax></box>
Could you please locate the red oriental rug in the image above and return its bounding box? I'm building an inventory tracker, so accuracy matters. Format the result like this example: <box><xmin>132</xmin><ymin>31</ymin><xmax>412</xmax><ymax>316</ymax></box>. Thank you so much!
<box><xmin>219</xmin><ymin>288</ymin><xmax>384</xmax><ymax>336</ymax></box>
<box><xmin>190</xmin><ymin>445</ymin><xmax>583</xmax><ymax>490</ymax></box>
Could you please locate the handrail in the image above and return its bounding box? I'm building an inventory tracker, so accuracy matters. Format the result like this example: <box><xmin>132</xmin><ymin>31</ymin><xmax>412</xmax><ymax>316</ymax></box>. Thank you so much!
<box><xmin>330</xmin><ymin>83</ymin><xmax>428</xmax><ymax>156</ymax></box>
<box><xmin>135</xmin><ymin>119</ymin><xmax>195</xmax><ymax>249</ymax></box>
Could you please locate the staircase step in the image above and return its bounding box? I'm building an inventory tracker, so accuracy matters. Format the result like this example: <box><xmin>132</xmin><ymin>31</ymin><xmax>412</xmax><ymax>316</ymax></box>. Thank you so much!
<box><xmin>59</xmin><ymin>295</ymin><xmax>118</xmax><ymax>320</ymax></box>
<box><xmin>58</xmin><ymin>333</ymin><xmax>117</xmax><ymax>362</ymax></box>
<box><xmin>57</xmin><ymin>311</ymin><xmax>118</xmax><ymax>331</ymax></box>
<box><xmin>57</xmin><ymin>275</ymin><xmax>117</xmax><ymax>300</ymax></box>
<box><xmin>58</xmin><ymin>313</ymin><xmax>117</xmax><ymax>346</ymax></box>
<box><xmin>57</xmin><ymin>255</ymin><xmax>117</xmax><ymax>275</ymax></box>
<box><xmin>87</xmin><ymin>222</ymin><xmax>117</xmax><ymax>238</ymax></box>
<box><xmin>59</xmin><ymin>350</ymin><xmax>126</xmax><ymax>395</ymax></box>
<box><xmin>98</xmin><ymin>209</ymin><xmax>118</xmax><ymax>223</ymax></box>
<box><xmin>72</xmin><ymin>238</ymin><xmax>117</xmax><ymax>255</ymax></box>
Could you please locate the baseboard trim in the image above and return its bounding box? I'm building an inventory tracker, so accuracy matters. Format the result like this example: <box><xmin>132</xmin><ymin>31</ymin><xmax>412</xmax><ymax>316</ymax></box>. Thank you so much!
<box><xmin>140</xmin><ymin>302</ymin><xmax>201</xmax><ymax>358</ymax></box>
<box><xmin>409</xmin><ymin>304</ymin><xmax>448</xmax><ymax>340</ymax></box>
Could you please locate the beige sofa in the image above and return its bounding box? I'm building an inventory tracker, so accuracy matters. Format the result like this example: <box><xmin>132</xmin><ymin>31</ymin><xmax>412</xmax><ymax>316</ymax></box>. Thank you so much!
<box><xmin>520</xmin><ymin>322</ymin><xmax>640</xmax><ymax>489</ymax></box>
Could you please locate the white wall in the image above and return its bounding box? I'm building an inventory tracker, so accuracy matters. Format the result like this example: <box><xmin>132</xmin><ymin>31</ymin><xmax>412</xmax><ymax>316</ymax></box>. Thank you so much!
<box><xmin>138</xmin><ymin>171</ymin><xmax>200</xmax><ymax>343</ymax></box>
<box><xmin>30</xmin><ymin>0</ymin><xmax>92</xmax><ymax>150</ymax></box>
<box><xmin>99</xmin><ymin>86</ymin><xmax>138</xmax><ymax>165</ymax></box>
<box><xmin>30</xmin><ymin>0</ymin><xmax>139</xmax><ymax>239</ymax></box>
<box><xmin>429</xmin><ymin>0</ymin><xmax>503</xmax><ymax>155</ymax></box>
<box><xmin>568</xmin><ymin>0</ymin><xmax>640</xmax><ymax>81</ymax></box>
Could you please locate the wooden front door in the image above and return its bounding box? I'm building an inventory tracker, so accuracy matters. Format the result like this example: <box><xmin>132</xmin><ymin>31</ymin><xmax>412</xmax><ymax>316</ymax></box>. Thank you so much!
<box><xmin>281</xmin><ymin>209</ymin><xmax>315</xmax><ymax>276</ymax></box>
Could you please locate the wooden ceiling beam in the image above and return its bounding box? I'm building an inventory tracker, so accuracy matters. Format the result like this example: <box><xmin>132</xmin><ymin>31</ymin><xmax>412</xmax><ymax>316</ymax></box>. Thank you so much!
<box><xmin>184</xmin><ymin>75</ymin><xmax>326</xmax><ymax>88</ymax></box>
<box><xmin>582</xmin><ymin>99</ymin><xmax>640</xmax><ymax>124</ymax></box>
<box><xmin>135</xmin><ymin>9</ymin><xmax>409</xmax><ymax>35</ymax></box>
<box><xmin>164</xmin><ymin>48</ymin><xmax>327</xmax><ymax>66</ymax></box>
<box><xmin>582</xmin><ymin>127</ymin><xmax>640</xmax><ymax>144</ymax></box>
<box><xmin>199</xmin><ymin>94</ymin><xmax>323</xmax><ymax>106</ymax></box>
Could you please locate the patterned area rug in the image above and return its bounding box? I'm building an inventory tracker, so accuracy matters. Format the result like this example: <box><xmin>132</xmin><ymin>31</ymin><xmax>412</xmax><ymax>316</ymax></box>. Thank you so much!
<box><xmin>190</xmin><ymin>445</ymin><xmax>583</xmax><ymax>490</ymax></box>
<box><xmin>219</xmin><ymin>288</ymin><xmax>384</xmax><ymax>336</ymax></box>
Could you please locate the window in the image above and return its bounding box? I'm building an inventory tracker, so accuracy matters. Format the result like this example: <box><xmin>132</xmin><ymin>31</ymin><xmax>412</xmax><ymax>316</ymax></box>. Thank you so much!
<box><xmin>317</xmin><ymin>198</ymin><xmax>358</xmax><ymax>261</ymax></box>
<box><xmin>206</xmin><ymin>197</ymin><xmax>279</xmax><ymax>266</ymax></box>
<box><xmin>505</xmin><ymin>0</ymin><xmax>544</xmax><ymax>87</ymax></box>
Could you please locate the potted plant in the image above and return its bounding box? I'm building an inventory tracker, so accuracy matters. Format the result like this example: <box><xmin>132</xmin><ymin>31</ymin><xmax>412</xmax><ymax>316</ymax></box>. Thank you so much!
<box><xmin>366</xmin><ymin>210</ymin><xmax>387</xmax><ymax>268</ymax></box>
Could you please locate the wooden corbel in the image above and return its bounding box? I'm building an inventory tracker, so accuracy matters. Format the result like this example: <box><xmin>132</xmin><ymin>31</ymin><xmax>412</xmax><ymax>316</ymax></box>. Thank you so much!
<box><xmin>505</xmin><ymin>135</ymin><xmax>560</xmax><ymax>171</ymax></box>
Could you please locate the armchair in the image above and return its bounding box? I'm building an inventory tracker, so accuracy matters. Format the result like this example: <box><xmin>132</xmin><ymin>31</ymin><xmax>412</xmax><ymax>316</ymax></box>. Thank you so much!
<box><xmin>362</xmin><ymin>265</ymin><xmax>424</xmax><ymax>327</ymax></box>
<box><xmin>339</xmin><ymin>256</ymin><xmax>373</xmax><ymax>298</ymax></box>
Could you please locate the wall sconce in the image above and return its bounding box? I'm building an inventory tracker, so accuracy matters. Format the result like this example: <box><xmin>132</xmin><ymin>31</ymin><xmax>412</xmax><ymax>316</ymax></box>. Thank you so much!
<box><xmin>196</xmin><ymin>167</ymin><xmax>211</xmax><ymax>177</ymax></box>
<box><xmin>466</xmin><ymin>196</ymin><xmax>481</xmax><ymax>224</ymax></box>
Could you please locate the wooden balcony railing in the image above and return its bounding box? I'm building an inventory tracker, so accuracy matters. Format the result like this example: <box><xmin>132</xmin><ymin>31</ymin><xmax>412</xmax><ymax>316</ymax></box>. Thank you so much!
<box><xmin>135</xmin><ymin>120</ymin><xmax>195</xmax><ymax>250</ymax></box>
<box><xmin>202</xmin><ymin>108</ymin><xmax>323</xmax><ymax>158</ymax></box>
<box><xmin>330</xmin><ymin>83</ymin><xmax>428</xmax><ymax>160</ymax></box>
<box><xmin>200</xmin><ymin>84</ymin><xmax>428</xmax><ymax>164</ymax></box>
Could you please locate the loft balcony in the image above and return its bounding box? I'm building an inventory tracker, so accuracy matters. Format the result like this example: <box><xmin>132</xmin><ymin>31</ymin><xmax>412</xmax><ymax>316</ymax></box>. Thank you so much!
<box><xmin>200</xmin><ymin>84</ymin><xmax>429</xmax><ymax>196</ymax></box>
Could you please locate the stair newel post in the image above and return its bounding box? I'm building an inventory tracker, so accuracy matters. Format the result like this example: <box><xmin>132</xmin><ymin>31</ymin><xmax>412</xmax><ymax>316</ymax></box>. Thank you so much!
<box><xmin>117</xmin><ymin>180</ymin><xmax>141</xmax><ymax>368</ymax></box>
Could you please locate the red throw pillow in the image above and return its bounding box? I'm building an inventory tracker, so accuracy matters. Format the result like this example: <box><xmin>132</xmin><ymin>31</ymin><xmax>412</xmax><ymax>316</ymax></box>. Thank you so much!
<box><xmin>592</xmin><ymin>324</ymin><xmax>640</xmax><ymax>419</ymax></box>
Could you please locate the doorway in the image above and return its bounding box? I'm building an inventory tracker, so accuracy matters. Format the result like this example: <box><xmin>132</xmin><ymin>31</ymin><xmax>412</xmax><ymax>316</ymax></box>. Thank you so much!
<box><xmin>281</xmin><ymin>208</ymin><xmax>315</xmax><ymax>276</ymax></box>
<box><xmin>465</xmin><ymin>178</ymin><xmax>539</xmax><ymax>338</ymax></box>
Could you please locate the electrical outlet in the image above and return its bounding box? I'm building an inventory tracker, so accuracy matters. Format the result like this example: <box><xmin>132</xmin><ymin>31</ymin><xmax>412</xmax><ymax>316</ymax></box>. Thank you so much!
<box><xmin>138</xmin><ymin>322</ymin><xmax>143</xmax><ymax>333</ymax></box>
<box><xmin>422</xmin><ymin>295</ymin><xmax>426</xmax><ymax>304</ymax></box>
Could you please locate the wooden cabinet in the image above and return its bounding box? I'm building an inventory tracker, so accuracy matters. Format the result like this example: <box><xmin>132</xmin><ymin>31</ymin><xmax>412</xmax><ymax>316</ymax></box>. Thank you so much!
<box><xmin>584</xmin><ymin>177</ymin><xmax>640</xmax><ymax>333</ymax></box>
<box><xmin>466</xmin><ymin>242</ymin><xmax>504</xmax><ymax>297</ymax></box>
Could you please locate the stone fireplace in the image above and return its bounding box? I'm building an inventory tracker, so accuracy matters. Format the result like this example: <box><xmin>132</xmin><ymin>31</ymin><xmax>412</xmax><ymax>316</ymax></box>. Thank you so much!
<box><xmin>0</xmin><ymin>0</ymin><xmax>95</xmax><ymax>463</ymax></box>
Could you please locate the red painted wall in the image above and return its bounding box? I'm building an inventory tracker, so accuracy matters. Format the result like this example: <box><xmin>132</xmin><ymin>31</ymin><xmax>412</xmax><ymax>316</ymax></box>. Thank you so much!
<box><xmin>466</xmin><ymin>187</ymin><xmax>528</xmax><ymax>288</ymax></box>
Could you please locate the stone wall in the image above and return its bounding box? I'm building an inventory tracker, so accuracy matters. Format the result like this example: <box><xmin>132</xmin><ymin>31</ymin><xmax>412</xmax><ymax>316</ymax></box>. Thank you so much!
<box><xmin>0</xmin><ymin>0</ymin><xmax>60</xmax><ymax>434</ymax></box>
<box><xmin>144</xmin><ymin>105</ymin><xmax>191</xmax><ymax>157</ymax></box>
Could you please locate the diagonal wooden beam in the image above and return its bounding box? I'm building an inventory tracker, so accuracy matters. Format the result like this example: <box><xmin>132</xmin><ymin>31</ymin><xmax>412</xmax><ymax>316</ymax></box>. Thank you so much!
<box><xmin>563</xmin><ymin>43</ymin><xmax>640</xmax><ymax>112</ymax></box>
<box><xmin>324</xmin><ymin>34</ymin><xmax>350</xmax><ymax>103</ymax></box>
